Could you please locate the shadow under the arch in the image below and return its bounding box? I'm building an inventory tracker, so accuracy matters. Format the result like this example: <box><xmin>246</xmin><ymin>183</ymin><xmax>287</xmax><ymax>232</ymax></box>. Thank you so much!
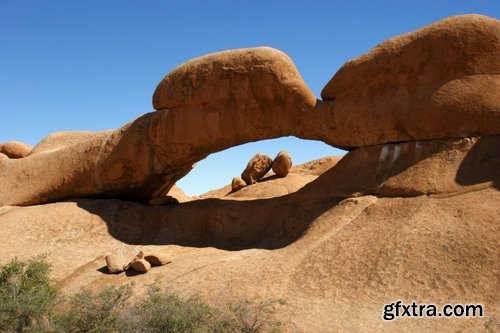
<box><xmin>73</xmin><ymin>163</ymin><xmax>350</xmax><ymax>251</ymax></box>
<box><xmin>73</xmin><ymin>135</ymin><xmax>500</xmax><ymax>251</ymax></box>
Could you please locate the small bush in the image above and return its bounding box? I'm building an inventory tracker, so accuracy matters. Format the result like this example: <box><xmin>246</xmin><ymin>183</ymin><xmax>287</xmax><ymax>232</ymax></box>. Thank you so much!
<box><xmin>131</xmin><ymin>286</ymin><xmax>282</xmax><ymax>333</ymax></box>
<box><xmin>132</xmin><ymin>285</ymin><xmax>234</xmax><ymax>333</ymax></box>
<box><xmin>226</xmin><ymin>299</ymin><xmax>283</xmax><ymax>333</ymax></box>
<box><xmin>0</xmin><ymin>255</ymin><xmax>58</xmax><ymax>333</ymax></box>
<box><xmin>54</xmin><ymin>284</ymin><xmax>133</xmax><ymax>333</ymax></box>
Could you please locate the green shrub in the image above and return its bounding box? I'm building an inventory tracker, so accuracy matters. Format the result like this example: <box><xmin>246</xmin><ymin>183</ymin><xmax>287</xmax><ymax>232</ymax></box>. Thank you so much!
<box><xmin>132</xmin><ymin>286</ymin><xmax>282</xmax><ymax>333</ymax></box>
<box><xmin>133</xmin><ymin>285</ymin><xmax>233</xmax><ymax>333</ymax></box>
<box><xmin>54</xmin><ymin>284</ymin><xmax>133</xmax><ymax>333</ymax></box>
<box><xmin>0</xmin><ymin>255</ymin><xmax>58</xmax><ymax>333</ymax></box>
<box><xmin>226</xmin><ymin>299</ymin><xmax>283</xmax><ymax>333</ymax></box>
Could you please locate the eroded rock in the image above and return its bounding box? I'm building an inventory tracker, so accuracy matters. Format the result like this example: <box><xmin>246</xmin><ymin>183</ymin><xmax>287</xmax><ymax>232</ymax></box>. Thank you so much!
<box><xmin>302</xmin><ymin>135</ymin><xmax>500</xmax><ymax>198</ymax></box>
<box><xmin>29</xmin><ymin>130</ymin><xmax>112</xmax><ymax>155</ymax></box>
<box><xmin>318</xmin><ymin>14</ymin><xmax>500</xmax><ymax>148</ymax></box>
<box><xmin>1</xmin><ymin>16</ymin><xmax>499</xmax><ymax>207</ymax></box>
<box><xmin>241</xmin><ymin>154</ymin><xmax>273</xmax><ymax>185</ymax></box>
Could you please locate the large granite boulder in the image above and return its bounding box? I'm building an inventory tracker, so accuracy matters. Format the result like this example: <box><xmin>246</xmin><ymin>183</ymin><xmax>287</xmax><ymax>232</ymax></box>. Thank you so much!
<box><xmin>318</xmin><ymin>14</ymin><xmax>500</xmax><ymax>148</ymax></box>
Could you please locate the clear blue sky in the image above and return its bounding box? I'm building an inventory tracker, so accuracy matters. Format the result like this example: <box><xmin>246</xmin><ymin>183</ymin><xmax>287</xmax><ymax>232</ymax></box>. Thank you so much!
<box><xmin>1</xmin><ymin>1</ymin><xmax>498</xmax><ymax>195</ymax></box>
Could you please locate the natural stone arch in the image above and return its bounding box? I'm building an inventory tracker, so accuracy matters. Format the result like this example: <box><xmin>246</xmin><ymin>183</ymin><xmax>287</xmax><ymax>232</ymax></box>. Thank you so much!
<box><xmin>1</xmin><ymin>15</ymin><xmax>499</xmax><ymax>206</ymax></box>
<box><xmin>0</xmin><ymin>47</ymin><xmax>329</xmax><ymax>206</ymax></box>
<box><xmin>175</xmin><ymin>136</ymin><xmax>340</xmax><ymax>197</ymax></box>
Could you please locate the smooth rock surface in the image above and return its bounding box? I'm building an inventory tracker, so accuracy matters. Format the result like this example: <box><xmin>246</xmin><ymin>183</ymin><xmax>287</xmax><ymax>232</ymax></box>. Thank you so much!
<box><xmin>319</xmin><ymin>14</ymin><xmax>500</xmax><ymax>148</ymax></box>
<box><xmin>0</xmin><ymin>160</ymin><xmax>497</xmax><ymax>332</ymax></box>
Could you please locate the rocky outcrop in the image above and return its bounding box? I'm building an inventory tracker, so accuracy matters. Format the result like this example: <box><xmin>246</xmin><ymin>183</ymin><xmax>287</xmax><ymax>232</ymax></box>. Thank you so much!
<box><xmin>0</xmin><ymin>141</ymin><xmax>33</xmax><ymax>158</ymax></box>
<box><xmin>241</xmin><ymin>154</ymin><xmax>273</xmax><ymax>185</ymax></box>
<box><xmin>318</xmin><ymin>14</ymin><xmax>500</xmax><ymax>148</ymax></box>
<box><xmin>0</xmin><ymin>154</ymin><xmax>497</xmax><ymax>332</ymax></box>
<box><xmin>201</xmin><ymin>156</ymin><xmax>342</xmax><ymax>200</ymax></box>
<box><xmin>0</xmin><ymin>15</ymin><xmax>498</xmax><ymax>207</ymax></box>
<box><xmin>300</xmin><ymin>135</ymin><xmax>499</xmax><ymax>200</ymax></box>
<box><xmin>272</xmin><ymin>150</ymin><xmax>292</xmax><ymax>177</ymax></box>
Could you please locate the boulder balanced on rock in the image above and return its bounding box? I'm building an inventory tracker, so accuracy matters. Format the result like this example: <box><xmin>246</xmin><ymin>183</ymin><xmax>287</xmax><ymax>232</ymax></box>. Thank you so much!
<box><xmin>272</xmin><ymin>150</ymin><xmax>292</xmax><ymax>177</ymax></box>
<box><xmin>241</xmin><ymin>154</ymin><xmax>273</xmax><ymax>185</ymax></box>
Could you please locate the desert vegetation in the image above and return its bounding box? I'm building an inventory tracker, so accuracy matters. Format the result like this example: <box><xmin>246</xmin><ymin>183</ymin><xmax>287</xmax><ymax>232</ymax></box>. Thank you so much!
<box><xmin>0</xmin><ymin>256</ymin><xmax>282</xmax><ymax>333</ymax></box>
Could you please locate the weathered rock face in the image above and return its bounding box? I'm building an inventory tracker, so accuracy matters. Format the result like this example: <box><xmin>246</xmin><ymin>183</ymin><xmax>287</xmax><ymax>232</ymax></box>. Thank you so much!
<box><xmin>29</xmin><ymin>130</ymin><xmax>112</xmax><ymax>155</ymax></box>
<box><xmin>1</xmin><ymin>15</ymin><xmax>499</xmax><ymax>207</ymax></box>
<box><xmin>272</xmin><ymin>150</ymin><xmax>292</xmax><ymax>177</ymax></box>
<box><xmin>0</xmin><ymin>116</ymin><xmax>163</xmax><ymax>206</ymax></box>
<box><xmin>319</xmin><ymin>14</ymin><xmax>500</xmax><ymax>148</ymax></box>
<box><xmin>300</xmin><ymin>135</ymin><xmax>500</xmax><ymax>200</ymax></box>
<box><xmin>148</xmin><ymin>47</ymin><xmax>323</xmax><ymax>193</ymax></box>
<box><xmin>0</xmin><ymin>141</ymin><xmax>33</xmax><ymax>158</ymax></box>
<box><xmin>241</xmin><ymin>153</ymin><xmax>273</xmax><ymax>185</ymax></box>
<box><xmin>153</xmin><ymin>47</ymin><xmax>316</xmax><ymax>112</ymax></box>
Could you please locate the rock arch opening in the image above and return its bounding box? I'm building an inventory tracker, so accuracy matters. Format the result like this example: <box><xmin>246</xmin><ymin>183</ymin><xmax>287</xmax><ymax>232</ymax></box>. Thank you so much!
<box><xmin>175</xmin><ymin>137</ymin><xmax>344</xmax><ymax>198</ymax></box>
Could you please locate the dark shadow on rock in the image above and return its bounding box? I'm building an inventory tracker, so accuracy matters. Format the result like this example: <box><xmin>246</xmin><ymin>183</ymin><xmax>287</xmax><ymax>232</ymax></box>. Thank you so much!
<box><xmin>258</xmin><ymin>174</ymin><xmax>281</xmax><ymax>183</ymax></box>
<box><xmin>455</xmin><ymin>136</ymin><xmax>500</xmax><ymax>189</ymax></box>
<box><xmin>75</xmin><ymin>192</ymin><xmax>340</xmax><ymax>251</ymax></box>
<box><xmin>97</xmin><ymin>266</ymin><xmax>111</xmax><ymax>274</ymax></box>
<box><xmin>72</xmin><ymin>145</ymin><xmax>417</xmax><ymax>251</ymax></box>
<box><xmin>125</xmin><ymin>269</ymin><xmax>144</xmax><ymax>277</ymax></box>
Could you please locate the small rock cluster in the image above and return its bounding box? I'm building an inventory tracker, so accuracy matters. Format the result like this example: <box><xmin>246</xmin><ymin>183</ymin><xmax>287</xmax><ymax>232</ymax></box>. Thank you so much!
<box><xmin>105</xmin><ymin>248</ymin><xmax>172</xmax><ymax>274</ymax></box>
<box><xmin>232</xmin><ymin>150</ymin><xmax>292</xmax><ymax>192</ymax></box>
